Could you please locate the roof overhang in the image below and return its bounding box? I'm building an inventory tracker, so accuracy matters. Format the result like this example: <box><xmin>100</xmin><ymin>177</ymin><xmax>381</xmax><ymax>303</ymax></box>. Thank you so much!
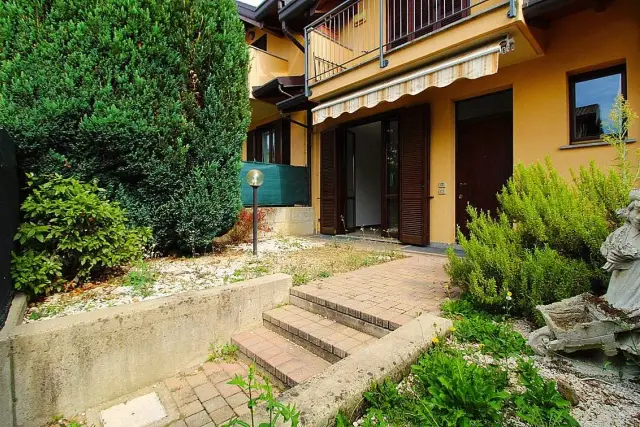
<box><xmin>523</xmin><ymin>0</ymin><xmax>613</xmax><ymax>26</ymax></box>
<box><xmin>252</xmin><ymin>75</ymin><xmax>315</xmax><ymax>112</ymax></box>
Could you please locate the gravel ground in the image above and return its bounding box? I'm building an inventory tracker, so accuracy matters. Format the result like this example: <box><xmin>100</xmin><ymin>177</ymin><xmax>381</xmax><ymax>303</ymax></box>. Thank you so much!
<box><xmin>513</xmin><ymin>319</ymin><xmax>640</xmax><ymax>427</ymax></box>
<box><xmin>23</xmin><ymin>237</ymin><xmax>324</xmax><ymax>323</ymax></box>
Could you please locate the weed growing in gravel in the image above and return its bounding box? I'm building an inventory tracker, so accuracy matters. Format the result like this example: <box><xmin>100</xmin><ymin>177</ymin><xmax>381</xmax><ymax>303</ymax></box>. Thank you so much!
<box><xmin>122</xmin><ymin>261</ymin><xmax>156</xmax><ymax>297</ymax></box>
<box><xmin>28</xmin><ymin>303</ymin><xmax>65</xmax><ymax>320</ymax></box>
<box><xmin>441</xmin><ymin>298</ymin><xmax>532</xmax><ymax>358</ymax></box>
<box><xmin>46</xmin><ymin>415</ymin><xmax>85</xmax><ymax>427</ymax></box>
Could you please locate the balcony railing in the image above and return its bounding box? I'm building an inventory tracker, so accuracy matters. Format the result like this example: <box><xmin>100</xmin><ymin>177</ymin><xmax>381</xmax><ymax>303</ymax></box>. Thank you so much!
<box><xmin>304</xmin><ymin>0</ymin><xmax>516</xmax><ymax>91</ymax></box>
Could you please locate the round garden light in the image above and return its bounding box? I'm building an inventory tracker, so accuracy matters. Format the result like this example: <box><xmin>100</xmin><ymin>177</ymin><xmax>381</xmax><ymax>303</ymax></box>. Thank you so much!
<box><xmin>245</xmin><ymin>169</ymin><xmax>264</xmax><ymax>256</ymax></box>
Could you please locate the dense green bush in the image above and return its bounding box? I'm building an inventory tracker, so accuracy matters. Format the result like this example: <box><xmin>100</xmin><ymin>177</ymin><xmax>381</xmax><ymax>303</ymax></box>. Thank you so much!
<box><xmin>11</xmin><ymin>174</ymin><xmax>151</xmax><ymax>296</ymax></box>
<box><xmin>447</xmin><ymin>160</ymin><xmax>628</xmax><ymax>320</ymax></box>
<box><xmin>0</xmin><ymin>0</ymin><xmax>250</xmax><ymax>252</ymax></box>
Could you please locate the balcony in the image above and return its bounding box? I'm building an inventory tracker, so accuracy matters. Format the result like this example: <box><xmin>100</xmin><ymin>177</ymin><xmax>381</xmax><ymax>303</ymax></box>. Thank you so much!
<box><xmin>304</xmin><ymin>0</ymin><xmax>538</xmax><ymax>101</ymax></box>
<box><xmin>248</xmin><ymin>46</ymin><xmax>289</xmax><ymax>97</ymax></box>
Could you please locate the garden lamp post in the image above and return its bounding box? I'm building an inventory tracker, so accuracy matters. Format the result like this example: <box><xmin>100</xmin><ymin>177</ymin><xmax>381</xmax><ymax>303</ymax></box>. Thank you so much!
<box><xmin>245</xmin><ymin>169</ymin><xmax>264</xmax><ymax>256</ymax></box>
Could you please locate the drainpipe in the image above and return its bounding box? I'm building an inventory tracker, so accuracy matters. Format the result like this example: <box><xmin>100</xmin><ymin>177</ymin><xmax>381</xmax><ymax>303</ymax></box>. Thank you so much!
<box><xmin>306</xmin><ymin>109</ymin><xmax>312</xmax><ymax>208</ymax></box>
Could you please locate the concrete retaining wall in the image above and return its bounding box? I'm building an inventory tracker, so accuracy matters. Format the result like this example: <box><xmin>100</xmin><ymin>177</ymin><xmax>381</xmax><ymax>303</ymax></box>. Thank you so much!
<box><xmin>2</xmin><ymin>274</ymin><xmax>291</xmax><ymax>427</ymax></box>
<box><xmin>262</xmin><ymin>207</ymin><xmax>315</xmax><ymax>236</ymax></box>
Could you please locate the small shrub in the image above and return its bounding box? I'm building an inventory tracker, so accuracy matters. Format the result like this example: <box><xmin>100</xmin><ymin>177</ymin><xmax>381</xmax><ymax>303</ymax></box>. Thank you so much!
<box><xmin>213</xmin><ymin>208</ymin><xmax>273</xmax><ymax>251</ymax></box>
<box><xmin>11</xmin><ymin>174</ymin><xmax>151</xmax><ymax>296</ymax></box>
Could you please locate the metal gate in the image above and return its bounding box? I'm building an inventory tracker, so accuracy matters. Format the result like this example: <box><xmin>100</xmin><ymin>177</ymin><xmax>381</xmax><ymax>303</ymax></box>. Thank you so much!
<box><xmin>0</xmin><ymin>129</ymin><xmax>19</xmax><ymax>329</ymax></box>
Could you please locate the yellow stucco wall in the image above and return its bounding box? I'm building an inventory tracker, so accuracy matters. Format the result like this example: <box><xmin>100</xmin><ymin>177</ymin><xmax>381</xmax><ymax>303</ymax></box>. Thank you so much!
<box><xmin>310</xmin><ymin>0</ymin><xmax>640</xmax><ymax>243</ymax></box>
<box><xmin>243</xmin><ymin>30</ymin><xmax>308</xmax><ymax>166</ymax></box>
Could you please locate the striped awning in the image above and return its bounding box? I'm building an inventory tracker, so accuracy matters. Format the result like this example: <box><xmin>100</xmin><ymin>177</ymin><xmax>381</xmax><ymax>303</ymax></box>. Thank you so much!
<box><xmin>312</xmin><ymin>41</ymin><xmax>504</xmax><ymax>125</ymax></box>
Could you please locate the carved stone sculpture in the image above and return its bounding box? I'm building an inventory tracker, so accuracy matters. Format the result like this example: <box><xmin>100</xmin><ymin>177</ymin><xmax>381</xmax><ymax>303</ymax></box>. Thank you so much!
<box><xmin>601</xmin><ymin>190</ymin><xmax>640</xmax><ymax>317</ymax></box>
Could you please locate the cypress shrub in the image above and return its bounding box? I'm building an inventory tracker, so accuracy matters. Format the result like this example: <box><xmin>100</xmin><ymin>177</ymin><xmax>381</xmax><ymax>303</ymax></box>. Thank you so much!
<box><xmin>0</xmin><ymin>0</ymin><xmax>251</xmax><ymax>253</ymax></box>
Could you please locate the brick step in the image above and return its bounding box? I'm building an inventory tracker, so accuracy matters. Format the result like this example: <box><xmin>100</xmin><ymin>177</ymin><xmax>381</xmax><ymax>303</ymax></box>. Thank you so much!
<box><xmin>263</xmin><ymin>305</ymin><xmax>377</xmax><ymax>363</ymax></box>
<box><xmin>290</xmin><ymin>287</ymin><xmax>418</xmax><ymax>337</ymax></box>
<box><xmin>231</xmin><ymin>326</ymin><xmax>331</xmax><ymax>388</ymax></box>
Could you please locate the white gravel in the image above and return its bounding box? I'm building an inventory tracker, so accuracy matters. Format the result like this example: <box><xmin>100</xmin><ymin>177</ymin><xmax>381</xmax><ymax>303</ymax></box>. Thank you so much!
<box><xmin>24</xmin><ymin>237</ymin><xmax>323</xmax><ymax>323</ymax></box>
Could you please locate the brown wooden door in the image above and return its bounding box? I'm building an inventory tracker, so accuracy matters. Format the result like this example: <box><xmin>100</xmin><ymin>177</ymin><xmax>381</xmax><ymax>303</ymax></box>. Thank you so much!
<box><xmin>455</xmin><ymin>112</ymin><xmax>513</xmax><ymax>237</ymax></box>
<box><xmin>320</xmin><ymin>129</ymin><xmax>344</xmax><ymax>235</ymax></box>
<box><xmin>399</xmin><ymin>105</ymin><xmax>430</xmax><ymax>246</ymax></box>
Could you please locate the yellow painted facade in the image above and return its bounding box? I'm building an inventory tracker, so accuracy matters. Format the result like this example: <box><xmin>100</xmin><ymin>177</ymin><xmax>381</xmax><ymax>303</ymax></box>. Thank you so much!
<box><xmin>308</xmin><ymin>0</ymin><xmax>639</xmax><ymax>243</ymax></box>
<box><xmin>243</xmin><ymin>29</ymin><xmax>309</xmax><ymax>167</ymax></box>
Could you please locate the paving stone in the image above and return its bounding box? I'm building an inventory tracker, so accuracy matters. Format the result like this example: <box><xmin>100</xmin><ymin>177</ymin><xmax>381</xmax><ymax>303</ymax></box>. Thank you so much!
<box><xmin>168</xmin><ymin>420</ymin><xmax>188</xmax><ymax>427</ymax></box>
<box><xmin>202</xmin><ymin>395</ymin><xmax>228</xmax><ymax>414</ymax></box>
<box><xmin>225</xmin><ymin>392</ymin><xmax>249</xmax><ymax>409</ymax></box>
<box><xmin>207</xmin><ymin>371</ymin><xmax>230</xmax><ymax>385</ymax></box>
<box><xmin>184</xmin><ymin>410</ymin><xmax>212</xmax><ymax>427</ymax></box>
<box><xmin>209</xmin><ymin>404</ymin><xmax>236</xmax><ymax>425</ymax></box>
<box><xmin>185</xmin><ymin>372</ymin><xmax>209</xmax><ymax>388</ymax></box>
<box><xmin>216</xmin><ymin>380</ymin><xmax>242</xmax><ymax>398</ymax></box>
<box><xmin>179</xmin><ymin>400</ymin><xmax>204</xmax><ymax>418</ymax></box>
<box><xmin>193</xmin><ymin>382</ymin><xmax>219</xmax><ymax>402</ymax></box>
<box><xmin>100</xmin><ymin>392</ymin><xmax>167</xmax><ymax>427</ymax></box>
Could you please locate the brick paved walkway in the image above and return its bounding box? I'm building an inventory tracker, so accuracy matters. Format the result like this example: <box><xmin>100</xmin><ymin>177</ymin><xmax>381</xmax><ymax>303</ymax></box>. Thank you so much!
<box><xmin>164</xmin><ymin>361</ymin><xmax>254</xmax><ymax>427</ymax></box>
<box><xmin>291</xmin><ymin>253</ymin><xmax>450</xmax><ymax>330</ymax></box>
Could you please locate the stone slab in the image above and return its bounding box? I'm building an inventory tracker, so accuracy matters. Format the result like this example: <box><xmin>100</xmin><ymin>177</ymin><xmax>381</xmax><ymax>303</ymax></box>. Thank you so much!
<box><xmin>100</xmin><ymin>392</ymin><xmax>167</xmax><ymax>427</ymax></box>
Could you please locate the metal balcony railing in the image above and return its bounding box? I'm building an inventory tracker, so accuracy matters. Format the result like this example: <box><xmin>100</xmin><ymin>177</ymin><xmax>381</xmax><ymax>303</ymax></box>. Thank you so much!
<box><xmin>304</xmin><ymin>0</ymin><xmax>516</xmax><ymax>92</ymax></box>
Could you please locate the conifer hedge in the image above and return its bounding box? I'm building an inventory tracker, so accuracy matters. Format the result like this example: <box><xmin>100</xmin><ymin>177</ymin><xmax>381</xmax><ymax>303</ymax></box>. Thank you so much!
<box><xmin>0</xmin><ymin>0</ymin><xmax>251</xmax><ymax>252</ymax></box>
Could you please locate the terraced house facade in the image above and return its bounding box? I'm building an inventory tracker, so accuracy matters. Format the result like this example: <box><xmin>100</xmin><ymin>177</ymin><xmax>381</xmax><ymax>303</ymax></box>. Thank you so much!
<box><xmin>238</xmin><ymin>0</ymin><xmax>639</xmax><ymax>247</ymax></box>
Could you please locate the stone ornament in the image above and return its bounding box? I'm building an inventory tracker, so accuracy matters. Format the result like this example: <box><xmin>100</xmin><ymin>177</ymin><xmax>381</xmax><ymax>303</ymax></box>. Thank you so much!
<box><xmin>529</xmin><ymin>190</ymin><xmax>640</xmax><ymax>356</ymax></box>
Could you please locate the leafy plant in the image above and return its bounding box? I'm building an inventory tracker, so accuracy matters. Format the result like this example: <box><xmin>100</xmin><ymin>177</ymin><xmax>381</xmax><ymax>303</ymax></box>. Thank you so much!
<box><xmin>513</xmin><ymin>359</ymin><xmax>579</xmax><ymax>426</ymax></box>
<box><xmin>123</xmin><ymin>261</ymin><xmax>156</xmax><ymax>297</ymax></box>
<box><xmin>222</xmin><ymin>364</ymin><xmax>299</xmax><ymax>427</ymax></box>
<box><xmin>447</xmin><ymin>159</ymin><xmax>627</xmax><ymax>321</ymax></box>
<box><xmin>411</xmin><ymin>349</ymin><xmax>510</xmax><ymax>426</ymax></box>
<box><xmin>11</xmin><ymin>174</ymin><xmax>151</xmax><ymax>296</ymax></box>
<box><xmin>602</xmin><ymin>95</ymin><xmax>640</xmax><ymax>188</ymax></box>
<box><xmin>0</xmin><ymin>0</ymin><xmax>251</xmax><ymax>253</ymax></box>
<box><xmin>208</xmin><ymin>343</ymin><xmax>239</xmax><ymax>362</ymax></box>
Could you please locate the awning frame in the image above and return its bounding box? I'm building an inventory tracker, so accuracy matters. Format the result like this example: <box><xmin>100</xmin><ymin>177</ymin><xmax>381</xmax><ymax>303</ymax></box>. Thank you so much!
<box><xmin>312</xmin><ymin>37</ymin><xmax>514</xmax><ymax>124</ymax></box>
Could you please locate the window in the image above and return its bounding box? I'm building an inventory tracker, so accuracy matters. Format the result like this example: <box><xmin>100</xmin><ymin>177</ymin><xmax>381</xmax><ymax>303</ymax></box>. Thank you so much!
<box><xmin>570</xmin><ymin>64</ymin><xmax>627</xmax><ymax>143</ymax></box>
<box><xmin>246</xmin><ymin>120</ymin><xmax>291</xmax><ymax>164</ymax></box>
<box><xmin>251</xmin><ymin>34</ymin><xmax>267</xmax><ymax>51</ymax></box>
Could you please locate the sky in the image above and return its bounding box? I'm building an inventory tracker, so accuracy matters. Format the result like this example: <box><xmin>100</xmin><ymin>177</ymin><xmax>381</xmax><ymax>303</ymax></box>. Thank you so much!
<box><xmin>240</xmin><ymin>0</ymin><xmax>268</xmax><ymax>6</ymax></box>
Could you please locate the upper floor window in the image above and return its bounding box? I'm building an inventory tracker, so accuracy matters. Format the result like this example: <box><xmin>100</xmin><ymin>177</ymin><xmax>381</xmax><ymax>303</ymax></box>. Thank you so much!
<box><xmin>251</xmin><ymin>34</ymin><xmax>267</xmax><ymax>51</ymax></box>
<box><xmin>246</xmin><ymin>120</ymin><xmax>291</xmax><ymax>164</ymax></box>
<box><xmin>569</xmin><ymin>64</ymin><xmax>627</xmax><ymax>143</ymax></box>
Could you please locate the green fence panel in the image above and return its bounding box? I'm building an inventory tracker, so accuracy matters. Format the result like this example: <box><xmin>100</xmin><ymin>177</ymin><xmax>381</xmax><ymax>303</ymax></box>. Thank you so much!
<box><xmin>240</xmin><ymin>162</ymin><xmax>309</xmax><ymax>207</ymax></box>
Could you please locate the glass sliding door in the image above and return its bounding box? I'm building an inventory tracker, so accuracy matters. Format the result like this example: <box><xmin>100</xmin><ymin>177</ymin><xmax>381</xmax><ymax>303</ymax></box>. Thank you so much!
<box><xmin>344</xmin><ymin>130</ymin><xmax>356</xmax><ymax>231</ymax></box>
<box><xmin>382</xmin><ymin>119</ymin><xmax>400</xmax><ymax>238</ymax></box>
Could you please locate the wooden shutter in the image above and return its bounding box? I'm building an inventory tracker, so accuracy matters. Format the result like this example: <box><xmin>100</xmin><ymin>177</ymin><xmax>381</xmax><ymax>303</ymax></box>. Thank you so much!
<box><xmin>320</xmin><ymin>129</ymin><xmax>343</xmax><ymax>235</ymax></box>
<box><xmin>399</xmin><ymin>105</ymin><xmax>430</xmax><ymax>246</ymax></box>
